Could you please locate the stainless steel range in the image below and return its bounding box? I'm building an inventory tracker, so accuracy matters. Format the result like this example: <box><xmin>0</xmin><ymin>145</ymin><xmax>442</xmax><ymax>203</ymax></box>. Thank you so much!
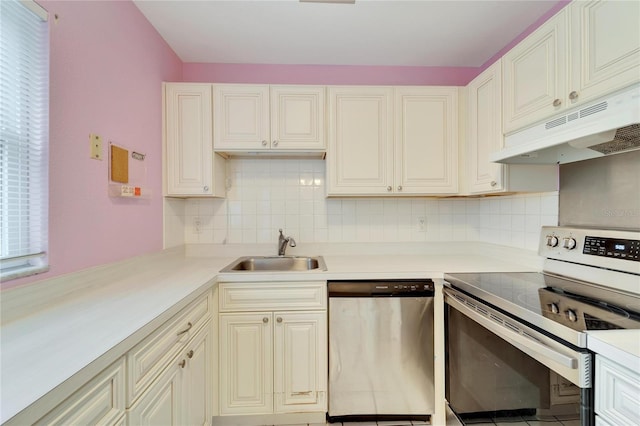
<box><xmin>444</xmin><ymin>226</ymin><xmax>640</xmax><ymax>426</ymax></box>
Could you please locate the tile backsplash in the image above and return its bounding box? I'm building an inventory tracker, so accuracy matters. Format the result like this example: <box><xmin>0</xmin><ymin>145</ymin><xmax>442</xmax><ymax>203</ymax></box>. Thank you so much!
<box><xmin>165</xmin><ymin>159</ymin><xmax>558</xmax><ymax>251</ymax></box>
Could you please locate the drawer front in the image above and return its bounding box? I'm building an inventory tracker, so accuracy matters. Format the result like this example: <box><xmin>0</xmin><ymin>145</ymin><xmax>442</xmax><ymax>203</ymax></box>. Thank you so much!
<box><xmin>34</xmin><ymin>358</ymin><xmax>125</xmax><ymax>426</ymax></box>
<box><xmin>596</xmin><ymin>356</ymin><xmax>640</xmax><ymax>425</ymax></box>
<box><xmin>219</xmin><ymin>282</ymin><xmax>326</xmax><ymax>312</ymax></box>
<box><xmin>127</xmin><ymin>290</ymin><xmax>212</xmax><ymax>406</ymax></box>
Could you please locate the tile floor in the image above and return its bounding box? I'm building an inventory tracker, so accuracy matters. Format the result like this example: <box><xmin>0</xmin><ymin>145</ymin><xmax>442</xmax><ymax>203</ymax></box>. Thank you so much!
<box><xmin>264</xmin><ymin>417</ymin><xmax>580</xmax><ymax>426</ymax></box>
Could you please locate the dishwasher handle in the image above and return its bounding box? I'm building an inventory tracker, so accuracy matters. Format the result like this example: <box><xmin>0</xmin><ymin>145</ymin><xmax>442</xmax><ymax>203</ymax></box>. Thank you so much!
<box><xmin>328</xmin><ymin>279</ymin><xmax>434</xmax><ymax>297</ymax></box>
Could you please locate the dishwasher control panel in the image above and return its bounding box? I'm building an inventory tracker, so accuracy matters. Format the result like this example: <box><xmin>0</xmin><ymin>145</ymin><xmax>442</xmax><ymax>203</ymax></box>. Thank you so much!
<box><xmin>328</xmin><ymin>279</ymin><xmax>434</xmax><ymax>297</ymax></box>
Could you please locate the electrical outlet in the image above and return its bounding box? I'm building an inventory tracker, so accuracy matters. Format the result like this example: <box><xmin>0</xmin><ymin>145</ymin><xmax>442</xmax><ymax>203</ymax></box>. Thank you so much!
<box><xmin>89</xmin><ymin>133</ymin><xmax>103</xmax><ymax>160</ymax></box>
<box><xmin>193</xmin><ymin>217</ymin><xmax>202</xmax><ymax>234</ymax></box>
<box><xmin>417</xmin><ymin>216</ymin><xmax>427</xmax><ymax>232</ymax></box>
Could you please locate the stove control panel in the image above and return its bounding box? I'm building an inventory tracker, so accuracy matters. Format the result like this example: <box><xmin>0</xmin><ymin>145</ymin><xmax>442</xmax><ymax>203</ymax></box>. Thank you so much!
<box><xmin>583</xmin><ymin>236</ymin><xmax>640</xmax><ymax>261</ymax></box>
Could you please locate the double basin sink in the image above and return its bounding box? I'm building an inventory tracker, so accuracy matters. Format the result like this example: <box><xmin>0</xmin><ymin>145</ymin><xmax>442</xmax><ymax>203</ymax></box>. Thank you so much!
<box><xmin>220</xmin><ymin>255</ymin><xmax>327</xmax><ymax>272</ymax></box>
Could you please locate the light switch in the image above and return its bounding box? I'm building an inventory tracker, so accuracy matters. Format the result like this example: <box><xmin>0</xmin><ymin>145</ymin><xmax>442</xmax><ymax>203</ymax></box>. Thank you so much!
<box><xmin>90</xmin><ymin>133</ymin><xmax>103</xmax><ymax>160</ymax></box>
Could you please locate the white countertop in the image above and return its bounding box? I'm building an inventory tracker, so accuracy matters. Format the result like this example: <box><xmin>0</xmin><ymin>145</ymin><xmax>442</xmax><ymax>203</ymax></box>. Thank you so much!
<box><xmin>0</xmin><ymin>242</ymin><xmax>543</xmax><ymax>424</ymax></box>
<box><xmin>587</xmin><ymin>330</ymin><xmax>640</xmax><ymax>369</ymax></box>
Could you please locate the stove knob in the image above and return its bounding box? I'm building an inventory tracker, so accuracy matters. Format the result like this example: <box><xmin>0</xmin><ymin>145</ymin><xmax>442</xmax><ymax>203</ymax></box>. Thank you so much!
<box><xmin>565</xmin><ymin>309</ymin><xmax>578</xmax><ymax>322</ymax></box>
<box><xmin>546</xmin><ymin>235</ymin><xmax>559</xmax><ymax>247</ymax></box>
<box><xmin>549</xmin><ymin>303</ymin><xmax>560</xmax><ymax>314</ymax></box>
<box><xmin>562</xmin><ymin>237</ymin><xmax>577</xmax><ymax>250</ymax></box>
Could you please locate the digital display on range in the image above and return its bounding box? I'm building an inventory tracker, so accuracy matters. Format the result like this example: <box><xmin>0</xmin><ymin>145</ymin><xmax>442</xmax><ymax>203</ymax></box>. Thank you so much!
<box><xmin>583</xmin><ymin>236</ymin><xmax>640</xmax><ymax>261</ymax></box>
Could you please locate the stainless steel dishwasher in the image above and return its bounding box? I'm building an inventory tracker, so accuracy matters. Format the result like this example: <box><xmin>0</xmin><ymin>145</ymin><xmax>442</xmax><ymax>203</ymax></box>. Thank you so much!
<box><xmin>328</xmin><ymin>279</ymin><xmax>435</xmax><ymax>423</ymax></box>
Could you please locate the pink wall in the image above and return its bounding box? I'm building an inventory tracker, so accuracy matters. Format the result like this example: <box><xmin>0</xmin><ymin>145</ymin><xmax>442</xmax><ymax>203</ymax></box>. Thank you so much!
<box><xmin>183</xmin><ymin>63</ymin><xmax>479</xmax><ymax>86</ymax></box>
<box><xmin>7</xmin><ymin>0</ymin><xmax>182</xmax><ymax>288</ymax></box>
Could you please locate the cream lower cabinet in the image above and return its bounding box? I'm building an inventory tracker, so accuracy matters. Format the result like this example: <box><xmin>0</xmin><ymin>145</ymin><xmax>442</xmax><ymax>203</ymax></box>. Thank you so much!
<box><xmin>595</xmin><ymin>355</ymin><xmax>640</xmax><ymax>426</ymax></box>
<box><xmin>503</xmin><ymin>0</ymin><xmax>640</xmax><ymax>134</ymax></box>
<box><xmin>327</xmin><ymin>86</ymin><xmax>458</xmax><ymax>196</ymax></box>
<box><xmin>163</xmin><ymin>83</ymin><xmax>226</xmax><ymax>197</ymax></box>
<box><xmin>218</xmin><ymin>282</ymin><xmax>327</xmax><ymax>417</ymax></box>
<box><xmin>466</xmin><ymin>60</ymin><xmax>558</xmax><ymax>194</ymax></box>
<box><xmin>129</xmin><ymin>321</ymin><xmax>213</xmax><ymax>426</ymax></box>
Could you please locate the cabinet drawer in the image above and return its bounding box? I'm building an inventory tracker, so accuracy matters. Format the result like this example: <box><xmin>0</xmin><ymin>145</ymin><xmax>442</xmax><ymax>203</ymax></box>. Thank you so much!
<box><xmin>595</xmin><ymin>356</ymin><xmax>640</xmax><ymax>425</ymax></box>
<box><xmin>34</xmin><ymin>358</ymin><xmax>125</xmax><ymax>426</ymax></box>
<box><xmin>127</xmin><ymin>290</ymin><xmax>212</xmax><ymax>406</ymax></box>
<box><xmin>219</xmin><ymin>282</ymin><xmax>326</xmax><ymax>312</ymax></box>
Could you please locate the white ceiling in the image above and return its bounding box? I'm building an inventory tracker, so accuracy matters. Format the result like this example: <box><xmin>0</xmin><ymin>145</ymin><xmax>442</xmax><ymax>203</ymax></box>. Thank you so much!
<box><xmin>133</xmin><ymin>0</ymin><xmax>561</xmax><ymax>67</ymax></box>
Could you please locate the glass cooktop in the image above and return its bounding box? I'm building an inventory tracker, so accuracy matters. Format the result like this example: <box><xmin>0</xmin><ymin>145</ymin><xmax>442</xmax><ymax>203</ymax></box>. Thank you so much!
<box><xmin>444</xmin><ymin>272</ymin><xmax>640</xmax><ymax>333</ymax></box>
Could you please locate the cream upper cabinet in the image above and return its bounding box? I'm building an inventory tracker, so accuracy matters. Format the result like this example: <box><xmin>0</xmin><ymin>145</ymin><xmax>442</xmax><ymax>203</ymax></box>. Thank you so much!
<box><xmin>327</xmin><ymin>86</ymin><xmax>394</xmax><ymax>195</ymax></box>
<box><xmin>270</xmin><ymin>85</ymin><xmax>326</xmax><ymax>150</ymax></box>
<box><xmin>327</xmin><ymin>86</ymin><xmax>457</xmax><ymax>196</ymax></box>
<box><xmin>503</xmin><ymin>0</ymin><xmax>640</xmax><ymax>134</ymax></box>
<box><xmin>569</xmin><ymin>0</ymin><xmax>640</xmax><ymax>103</ymax></box>
<box><xmin>467</xmin><ymin>61</ymin><xmax>505</xmax><ymax>193</ymax></box>
<box><xmin>164</xmin><ymin>83</ymin><xmax>226</xmax><ymax>197</ymax></box>
<box><xmin>394</xmin><ymin>87</ymin><xmax>458</xmax><ymax>194</ymax></box>
<box><xmin>213</xmin><ymin>84</ymin><xmax>326</xmax><ymax>152</ymax></box>
<box><xmin>466</xmin><ymin>61</ymin><xmax>559</xmax><ymax>195</ymax></box>
<box><xmin>502</xmin><ymin>9</ymin><xmax>569</xmax><ymax>133</ymax></box>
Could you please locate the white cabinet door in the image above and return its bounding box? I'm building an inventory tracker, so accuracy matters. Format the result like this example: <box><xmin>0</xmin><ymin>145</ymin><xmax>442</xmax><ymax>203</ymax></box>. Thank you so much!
<box><xmin>213</xmin><ymin>85</ymin><xmax>270</xmax><ymax>150</ymax></box>
<box><xmin>165</xmin><ymin>83</ymin><xmax>225</xmax><ymax>197</ymax></box>
<box><xmin>503</xmin><ymin>9</ymin><xmax>569</xmax><ymax>133</ymax></box>
<box><xmin>394</xmin><ymin>87</ymin><xmax>458</xmax><ymax>194</ymax></box>
<box><xmin>164</xmin><ymin>83</ymin><xmax>225</xmax><ymax>197</ymax></box>
<box><xmin>270</xmin><ymin>86</ymin><xmax>325</xmax><ymax>151</ymax></box>
<box><xmin>274</xmin><ymin>312</ymin><xmax>327</xmax><ymax>414</ymax></box>
<box><xmin>128</xmin><ymin>359</ymin><xmax>184</xmax><ymax>426</ymax></box>
<box><xmin>183</xmin><ymin>322</ymin><xmax>212</xmax><ymax>426</ymax></box>
<box><xmin>467</xmin><ymin>61</ymin><xmax>505</xmax><ymax>194</ymax></box>
<box><xmin>327</xmin><ymin>86</ymin><xmax>394</xmax><ymax>195</ymax></box>
<box><xmin>219</xmin><ymin>313</ymin><xmax>273</xmax><ymax>415</ymax></box>
<box><xmin>595</xmin><ymin>356</ymin><xmax>640</xmax><ymax>426</ymax></box>
<box><xmin>570</xmin><ymin>0</ymin><xmax>640</xmax><ymax>104</ymax></box>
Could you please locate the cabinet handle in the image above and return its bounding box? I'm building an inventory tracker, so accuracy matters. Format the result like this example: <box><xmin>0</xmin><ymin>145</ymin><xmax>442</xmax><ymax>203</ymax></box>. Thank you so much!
<box><xmin>272</xmin><ymin>140</ymin><xmax>278</xmax><ymax>147</ymax></box>
<box><xmin>178</xmin><ymin>359</ymin><xmax>186</xmax><ymax>368</ymax></box>
<box><xmin>187</xmin><ymin>350</ymin><xmax>194</xmax><ymax>359</ymax></box>
<box><xmin>490</xmin><ymin>181</ymin><xmax>497</xmax><ymax>187</ymax></box>
<box><xmin>552</xmin><ymin>98</ymin><xmax>562</xmax><ymax>107</ymax></box>
<box><xmin>387</xmin><ymin>186</ymin><xmax>392</xmax><ymax>192</ymax></box>
<box><xmin>177</xmin><ymin>322</ymin><xmax>193</xmax><ymax>336</ymax></box>
<box><xmin>292</xmin><ymin>391</ymin><xmax>312</xmax><ymax>395</ymax></box>
<box><xmin>569</xmin><ymin>91</ymin><xmax>579</xmax><ymax>100</ymax></box>
<box><xmin>276</xmin><ymin>317</ymin><xmax>283</xmax><ymax>323</ymax></box>
<box><xmin>203</xmin><ymin>185</ymin><xmax>209</xmax><ymax>192</ymax></box>
<box><xmin>263</xmin><ymin>317</ymin><xmax>269</xmax><ymax>323</ymax></box>
<box><xmin>261</xmin><ymin>140</ymin><xmax>267</xmax><ymax>146</ymax></box>
<box><xmin>397</xmin><ymin>185</ymin><xmax>402</xmax><ymax>191</ymax></box>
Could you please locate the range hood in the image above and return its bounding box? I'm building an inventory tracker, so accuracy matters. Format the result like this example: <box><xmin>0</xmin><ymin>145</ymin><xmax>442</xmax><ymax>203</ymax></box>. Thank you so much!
<box><xmin>491</xmin><ymin>84</ymin><xmax>640</xmax><ymax>164</ymax></box>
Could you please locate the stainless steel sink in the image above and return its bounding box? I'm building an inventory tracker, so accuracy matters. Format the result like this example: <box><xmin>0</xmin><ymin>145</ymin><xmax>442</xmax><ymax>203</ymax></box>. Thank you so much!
<box><xmin>220</xmin><ymin>256</ymin><xmax>327</xmax><ymax>272</ymax></box>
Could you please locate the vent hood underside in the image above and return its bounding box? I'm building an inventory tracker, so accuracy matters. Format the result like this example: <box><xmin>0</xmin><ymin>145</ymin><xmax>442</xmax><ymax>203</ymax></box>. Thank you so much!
<box><xmin>491</xmin><ymin>85</ymin><xmax>640</xmax><ymax>164</ymax></box>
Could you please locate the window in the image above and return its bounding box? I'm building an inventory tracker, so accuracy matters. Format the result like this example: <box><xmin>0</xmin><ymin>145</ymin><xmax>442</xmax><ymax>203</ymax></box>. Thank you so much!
<box><xmin>0</xmin><ymin>0</ymin><xmax>49</xmax><ymax>281</ymax></box>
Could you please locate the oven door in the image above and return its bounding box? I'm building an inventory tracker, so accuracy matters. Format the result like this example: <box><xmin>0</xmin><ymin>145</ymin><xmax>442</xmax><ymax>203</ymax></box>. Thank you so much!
<box><xmin>444</xmin><ymin>287</ymin><xmax>594</xmax><ymax>426</ymax></box>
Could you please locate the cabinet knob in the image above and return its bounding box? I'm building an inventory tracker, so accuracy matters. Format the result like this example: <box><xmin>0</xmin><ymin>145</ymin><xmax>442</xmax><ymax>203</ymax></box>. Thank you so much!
<box><xmin>187</xmin><ymin>350</ymin><xmax>194</xmax><ymax>359</ymax></box>
<box><xmin>179</xmin><ymin>359</ymin><xmax>186</xmax><ymax>368</ymax></box>
<box><xmin>203</xmin><ymin>185</ymin><xmax>209</xmax><ymax>192</ymax></box>
<box><xmin>272</xmin><ymin>140</ymin><xmax>278</xmax><ymax>147</ymax></box>
<box><xmin>569</xmin><ymin>91</ymin><xmax>579</xmax><ymax>100</ymax></box>
<box><xmin>261</xmin><ymin>140</ymin><xmax>267</xmax><ymax>146</ymax></box>
<box><xmin>387</xmin><ymin>186</ymin><xmax>392</xmax><ymax>192</ymax></box>
<box><xmin>490</xmin><ymin>181</ymin><xmax>497</xmax><ymax>187</ymax></box>
<box><xmin>552</xmin><ymin>98</ymin><xmax>562</xmax><ymax>107</ymax></box>
<box><xmin>397</xmin><ymin>185</ymin><xmax>402</xmax><ymax>191</ymax></box>
<box><xmin>276</xmin><ymin>317</ymin><xmax>283</xmax><ymax>323</ymax></box>
<box><xmin>263</xmin><ymin>317</ymin><xmax>269</xmax><ymax>323</ymax></box>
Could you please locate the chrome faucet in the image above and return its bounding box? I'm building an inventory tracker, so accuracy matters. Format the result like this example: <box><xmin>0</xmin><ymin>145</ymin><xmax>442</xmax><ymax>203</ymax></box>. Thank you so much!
<box><xmin>278</xmin><ymin>228</ymin><xmax>296</xmax><ymax>256</ymax></box>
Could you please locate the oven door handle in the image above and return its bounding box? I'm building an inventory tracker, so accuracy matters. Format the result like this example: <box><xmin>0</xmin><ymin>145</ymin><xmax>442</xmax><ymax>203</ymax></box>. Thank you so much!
<box><xmin>445</xmin><ymin>292</ymin><xmax>578</xmax><ymax>370</ymax></box>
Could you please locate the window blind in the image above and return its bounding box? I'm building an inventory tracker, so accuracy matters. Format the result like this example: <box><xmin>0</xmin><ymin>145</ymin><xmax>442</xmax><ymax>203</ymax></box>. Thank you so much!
<box><xmin>0</xmin><ymin>0</ymin><xmax>49</xmax><ymax>281</ymax></box>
